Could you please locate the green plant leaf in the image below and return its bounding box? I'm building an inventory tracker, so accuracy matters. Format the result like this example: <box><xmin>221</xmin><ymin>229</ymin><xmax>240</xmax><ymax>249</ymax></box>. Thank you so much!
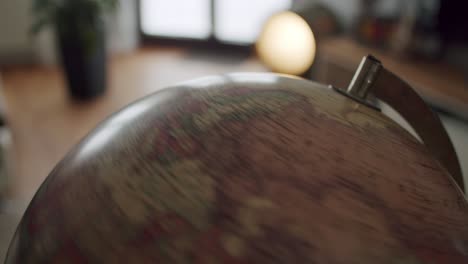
<box><xmin>30</xmin><ymin>0</ymin><xmax>119</xmax><ymax>37</ymax></box>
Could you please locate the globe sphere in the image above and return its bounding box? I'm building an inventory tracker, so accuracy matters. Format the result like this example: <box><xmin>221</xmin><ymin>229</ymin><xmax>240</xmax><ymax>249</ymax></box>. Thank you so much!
<box><xmin>6</xmin><ymin>73</ymin><xmax>468</xmax><ymax>263</ymax></box>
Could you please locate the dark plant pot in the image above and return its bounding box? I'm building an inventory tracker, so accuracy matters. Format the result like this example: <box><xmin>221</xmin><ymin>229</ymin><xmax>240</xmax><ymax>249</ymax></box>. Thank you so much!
<box><xmin>57</xmin><ymin>21</ymin><xmax>107</xmax><ymax>100</ymax></box>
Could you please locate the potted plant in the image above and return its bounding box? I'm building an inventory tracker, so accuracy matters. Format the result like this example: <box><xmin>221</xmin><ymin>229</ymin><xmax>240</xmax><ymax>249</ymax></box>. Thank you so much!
<box><xmin>32</xmin><ymin>0</ymin><xmax>118</xmax><ymax>99</ymax></box>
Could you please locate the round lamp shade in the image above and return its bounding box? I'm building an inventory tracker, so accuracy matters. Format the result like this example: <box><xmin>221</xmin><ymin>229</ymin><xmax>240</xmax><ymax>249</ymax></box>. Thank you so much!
<box><xmin>256</xmin><ymin>11</ymin><xmax>316</xmax><ymax>76</ymax></box>
<box><xmin>6</xmin><ymin>73</ymin><xmax>468</xmax><ymax>263</ymax></box>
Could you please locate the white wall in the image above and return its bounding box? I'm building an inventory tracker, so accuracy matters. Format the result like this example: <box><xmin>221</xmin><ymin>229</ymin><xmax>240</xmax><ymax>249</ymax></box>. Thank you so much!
<box><xmin>107</xmin><ymin>0</ymin><xmax>139</xmax><ymax>54</ymax></box>
<box><xmin>0</xmin><ymin>0</ymin><xmax>139</xmax><ymax>66</ymax></box>
<box><xmin>0</xmin><ymin>0</ymin><xmax>36</xmax><ymax>64</ymax></box>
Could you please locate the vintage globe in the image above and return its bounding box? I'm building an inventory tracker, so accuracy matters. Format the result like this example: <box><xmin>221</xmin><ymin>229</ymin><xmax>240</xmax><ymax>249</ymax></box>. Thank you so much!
<box><xmin>6</xmin><ymin>73</ymin><xmax>468</xmax><ymax>263</ymax></box>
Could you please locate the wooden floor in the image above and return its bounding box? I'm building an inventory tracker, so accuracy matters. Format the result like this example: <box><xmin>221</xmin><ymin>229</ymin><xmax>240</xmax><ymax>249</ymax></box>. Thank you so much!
<box><xmin>1</xmin><ymin>46</ymin><xmax>266</xmax><ymax>202</ymax></box>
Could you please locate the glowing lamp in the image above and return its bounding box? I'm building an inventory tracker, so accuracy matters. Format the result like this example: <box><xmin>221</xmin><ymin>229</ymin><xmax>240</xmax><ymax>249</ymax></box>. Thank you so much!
<box><xmin>256</xmin><ymin>11</ymin><xmax>316</xmax><ymax>76</ymax></box>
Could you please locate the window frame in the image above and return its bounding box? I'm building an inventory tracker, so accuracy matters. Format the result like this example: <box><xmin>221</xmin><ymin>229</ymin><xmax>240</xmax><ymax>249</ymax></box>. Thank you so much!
<box><xmin>137</xmin><ymin>0</ymin><xmax>274</xmax><ymax>50</ymax></box>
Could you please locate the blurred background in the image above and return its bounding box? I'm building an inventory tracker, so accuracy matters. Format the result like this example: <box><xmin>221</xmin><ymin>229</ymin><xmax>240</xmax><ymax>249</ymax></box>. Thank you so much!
<box><xmin>0</xmin><ymin>0</ymin><xmax>467</xmax><ymax>260</ymax></box>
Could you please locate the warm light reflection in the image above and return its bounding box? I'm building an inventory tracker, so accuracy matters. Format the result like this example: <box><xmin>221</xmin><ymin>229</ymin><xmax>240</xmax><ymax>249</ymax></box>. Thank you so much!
<box><xmin>228</xmin><ymin>73</ymin><xmax>279</xmax><ymax>83</ymax></box>
<box><xmin>109</xmin><ymin>102</ymin><xmax>153</xmax><ymax>125</ymax></box>
<box><xmin>76</xmin><ymin>125</ymin><xmax>121</xmax><ymax>160</ymax></box>
<box><xmin>256</xmin><ymin>11</ymin><xmax>316</xmax><ymax>76</ymax></box>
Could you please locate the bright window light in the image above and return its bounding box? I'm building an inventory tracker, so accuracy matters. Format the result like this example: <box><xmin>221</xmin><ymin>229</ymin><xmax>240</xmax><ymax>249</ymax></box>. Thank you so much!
<box><xmin>214</xmin><ymin>0</ymin><xmax>292</xmax><ymax>44</ymax></box>
<box><xmin>140</xmin><ymin>0</ymin><xmax>212</xmax><ymax>39</ymax></box>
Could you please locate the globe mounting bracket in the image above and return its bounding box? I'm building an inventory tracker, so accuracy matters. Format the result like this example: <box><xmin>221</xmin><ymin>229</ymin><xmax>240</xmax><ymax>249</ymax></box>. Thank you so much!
<box><xmin>333</xmin><ymin>55</ymin><xmax>465</xmax><ymax>193</ymax></box>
